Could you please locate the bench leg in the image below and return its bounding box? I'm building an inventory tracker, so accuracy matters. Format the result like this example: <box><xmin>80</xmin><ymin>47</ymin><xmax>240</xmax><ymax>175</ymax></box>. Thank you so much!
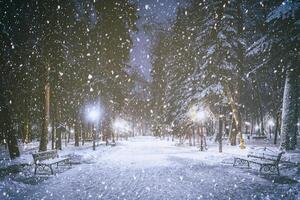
<box><xmin>49</xmin><ymin>165</ymin><xmax>54</xmax><ymax>175</ymax></box>
<box><xmin>259</xmin><ymin>165</ymin><xmax>263</xmax><ymax>174</ymax></box>
<box><xmin>233</xmin><ymin>158</ymin><xmax>250</xmax><ymax>168</ymax></box>
<box><xmin>233</xmin><ymin>158</ymin><xmax>237</xmax><ymax>166</ymax></box>
<box><xmin>34</xmin><ymin>165</ymin><xmax>37</xmax><ymax>175</ymax></box>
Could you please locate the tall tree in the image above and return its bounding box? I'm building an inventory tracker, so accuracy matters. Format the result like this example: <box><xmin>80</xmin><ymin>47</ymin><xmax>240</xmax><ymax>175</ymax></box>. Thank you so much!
<box><xmin>249</xmin><ymin>0</ymin><xmax>299</xmax><ymax>150</ymax></box>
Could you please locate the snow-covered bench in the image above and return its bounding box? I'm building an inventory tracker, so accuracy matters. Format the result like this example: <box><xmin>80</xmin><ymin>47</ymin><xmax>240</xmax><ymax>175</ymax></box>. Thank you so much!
<box><xmin>32</xmin><ymin>150</ymin><xmax>71</xmax><ymax>175</ymax></box>
<box><xmin>233</xmin><ymin>147</ymin><xmax>284</xmax><ymax>175</ymax></box>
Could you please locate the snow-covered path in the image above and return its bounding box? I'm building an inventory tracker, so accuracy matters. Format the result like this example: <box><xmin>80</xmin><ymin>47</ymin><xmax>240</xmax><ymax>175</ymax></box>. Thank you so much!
<box><xmin>10</xmin><ymin>137</ymin><xmax>300</xmax><ymax>199</ymax></box>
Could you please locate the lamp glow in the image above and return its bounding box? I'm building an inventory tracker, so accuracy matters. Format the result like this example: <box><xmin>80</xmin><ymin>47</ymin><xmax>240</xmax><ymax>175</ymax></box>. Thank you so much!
<box><xmin>112</xmin><ymin>117</ymin><xmax>131</xmax><ymax>134</ymax></box>
<box><xmin>85</xmin><ymin>103</ymin><xmax>102</xmax><ymax>123</ymax></box>
<box><xmin>188</xmin><ymin>105</ymin><xmax>208</xmax><ymax>123</ymax></box>
<box><xmin>267</xmin><ymin>119</ymin><xmax>275</xmax><ymax>127</ymax></box>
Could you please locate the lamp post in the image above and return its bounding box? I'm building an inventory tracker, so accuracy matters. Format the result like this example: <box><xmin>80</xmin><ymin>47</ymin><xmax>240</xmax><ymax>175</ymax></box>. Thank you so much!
<box><xmin>86</xmin><ymin>105</ymin><xmax>101</xmax><ymax>150</ymax></box>
<box><xmin>189</xmin><ymin>106</ymin><xmax>207</xmax><ymax>151</ymax></box>
<box><xmin>267</xmin><ymin>119</ymin><xmax>275</xmax><ymax>139</ymax></box>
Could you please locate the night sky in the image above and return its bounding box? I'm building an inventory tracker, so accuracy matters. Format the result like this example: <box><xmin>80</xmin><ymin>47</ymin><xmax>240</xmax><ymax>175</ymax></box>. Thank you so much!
<box><xmin>130</xmin><ymin>0</ymin><xmax>183</xmax><ymax>80</ymax></box>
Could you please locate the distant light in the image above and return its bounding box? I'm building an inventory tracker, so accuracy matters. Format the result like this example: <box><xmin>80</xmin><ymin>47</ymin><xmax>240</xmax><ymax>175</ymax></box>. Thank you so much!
<box><xmin>188</xmin><ymin>105</ymin><xmax>208</xmax><ymax>123</ymax></box>
<box><xmin>112</xmin><ymin>117</ymin><xmax>131</xmax><ymax>134</ymax></box>
<box><xmin>267</xmin><ymin>119</ymin><xmax>275</xmax><ymax>127</ymax></box>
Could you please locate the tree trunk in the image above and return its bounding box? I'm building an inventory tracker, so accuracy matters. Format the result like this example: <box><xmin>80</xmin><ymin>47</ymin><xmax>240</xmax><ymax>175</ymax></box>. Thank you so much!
<box><xmin>65</xmin><ymin>126</ymin><xmax>68</xmax><ymax>147</ymax></box>
<box><xmin>51</xmin><ymin>111</ymin><xmax>55</xmax><ymax>150</ymax></box>
<box><xmin>4</xmin><ymin>111</ymin><xmax>20</xmax><ymax>159</ymax></box>
<box><xmin>229</xmin><ymin>117</ymin><xmax>237</xmax><ymax>146</ymax></box>
<box><xmin>188</xmin><ymin>129</ymin><xmax>192</xmax><ymax>146</ymax></box>
<box><xmin>250</xmin><ymin>118</ymin><xmax>254</xmax><ymax>136</ymax></box>
<box><xmin>74</xmin><ymin>120</ymin><xmax>80</xmax><ymax>147</ymax></box>
<box><xmin>22</xmin><ymin>112</ymin><xmax>30</xmax><ymax>144</ymax></box>
<box><xmin>280</xmin><ymin>69</ymin><xmax>299</xmax><ymax>150</ymax></box>
<box><xmin>259</xmin><ymin>102</ymin><xmax>265</xmax><ymax>136</ymax></box>
<box><xmin>92</xmin><ymin>124</ymin><xmax>96</xmax><ymax>150</ymax></box>
<box><xmin>0</xmin><ymin>92</ymin><xmax>20</xmax><ymax>158</ymax></box>
<box><xmin>132</xmin><ymin>118</ymin><xmax>135</xmax><ymax>137</ymax></box>
<box><xmin>225</xmin><ymin>84</ymin><xmax>243</xmax><ymax>147</ymax></box>
<box><xmin>224</xmin><ymin>115</ymin><xmax>229</xmax><ymax>138</ymax></box>
<box><xmin>218</xmin><ymin>107</ymin><xmax>223</xmax><ymax>153</ymax></box>
<box><xmin>74</xmin><ymin>126</ymin><xmax>80</xmax><ymax>147</ymax></box>
<box><xmin>39</xmin><ymin>82</ymin><xmax>50</xmax><ymax>152</ymax></box>
<box><xmin>67</xmin><ymin>125</ymin><xmax>71</xmax><ymax>143</ymax></box>
<box><xmin>82</xmin><ymin>124</ymin><xmax>85</xmax><ymax>146</ymax></box>
<box><xmin>199</xmin><ymin>125</ymin><xmax>204</xmax><ymax>151</ymax></box>
<box><xmin>7</xmin><ymin>130</ymin><xmax>20</xmax><ymax>159</ymax></box>
<box><xmin>112</xmin><ymin>127</ymin><xmax>115</xmax><ymax>143</ymax></box>
<box><xmin>55</xmin><ymin>102</ymin><xmax>62</xmax><ymax>150</ymax></box>
<box><xmin>274</xmin><ymin>111</ymin><xmax>280</xmax><ymax>144</ymax></box>
<box><xmin>192</xmin><ymin>126</ymin><xmax>196</xmax><ymax>146</ymax></box>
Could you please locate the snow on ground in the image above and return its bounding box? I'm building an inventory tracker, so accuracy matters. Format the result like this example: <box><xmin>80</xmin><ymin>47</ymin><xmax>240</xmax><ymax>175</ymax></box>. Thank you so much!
<box><xmin>0</xmin><ymin>136</ymin><xmax>299</xmax><ymax>200</ymax></box>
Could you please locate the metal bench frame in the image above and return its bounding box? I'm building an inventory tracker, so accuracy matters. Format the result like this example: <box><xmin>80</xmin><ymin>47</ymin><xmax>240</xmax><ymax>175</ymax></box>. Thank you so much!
<box><xmin>32</xmin><ymin>150</ymin><xmax>71</xmax><ymax>175</ymax></box>
<box><xmin>233</xmin><ymin>147</ymin><xmax>284</xmax><ymax>175</ymax></box>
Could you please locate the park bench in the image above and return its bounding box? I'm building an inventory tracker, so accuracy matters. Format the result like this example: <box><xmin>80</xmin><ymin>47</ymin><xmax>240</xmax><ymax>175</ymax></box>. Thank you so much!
<box><xmin>233</xmin><ymin>147</ymin><xmax>284</xmax><ymax>175</ymax></box>
<box><xmin>32</xmin><ymin>150</ymin><xmax>71</xmax><ymax>175</ymax></box>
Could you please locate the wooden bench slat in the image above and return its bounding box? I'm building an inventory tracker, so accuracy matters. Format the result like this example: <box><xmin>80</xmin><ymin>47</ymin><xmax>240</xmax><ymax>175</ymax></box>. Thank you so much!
<box><xmin>38</xmin><ymin>157</ymin><xmax>69</xmax><ymax>165</ymax></box>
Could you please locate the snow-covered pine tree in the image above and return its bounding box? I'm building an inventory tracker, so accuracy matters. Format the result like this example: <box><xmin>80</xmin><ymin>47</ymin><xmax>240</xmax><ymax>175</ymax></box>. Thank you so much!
<box><xmin>163</xmin><ymin>6</ymin><xmax>200</xmax><ymax>138</ymax></box>
<box><xmin>268</xmin><ymin>1</ymin><xmax>300</xmax><ymax>150</ymax></box>
<box><xmin>196</xmin><ymin>0</ymin><xmax>247</xmax><ymax>146</ymax></box>
<box><xmin>245</xmin><ymin>0</ymin><xmax>285</xmax><ymax>138</ymax></box>
<box><xmin>151</xmin><ymin>31</ymin><xmax>170</xmax><ymax>137</ymax></box>
<box><xmin>248</xmin><ymin>0</ymin><xmax>299</xmax><ymax>150</ymax></box>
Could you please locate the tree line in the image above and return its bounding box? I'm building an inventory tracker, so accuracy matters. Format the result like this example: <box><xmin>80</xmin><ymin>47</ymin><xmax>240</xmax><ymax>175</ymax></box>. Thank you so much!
<box><xmin>150</xmin><ymin>0</ymin><xmax>299</xmax><ymax>150</ymax></box>
<box><xmin>0</xmin><ymin>0</ymin><xmax>141</xmax><ymax>158</ymax></box>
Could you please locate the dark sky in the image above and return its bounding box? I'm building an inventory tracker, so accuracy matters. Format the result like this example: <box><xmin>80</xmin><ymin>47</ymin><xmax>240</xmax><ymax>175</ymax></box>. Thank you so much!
<box><xmin>130</xmin><ymin>0</ymin><xmax>183</xmax><ymax>80</ymax></box>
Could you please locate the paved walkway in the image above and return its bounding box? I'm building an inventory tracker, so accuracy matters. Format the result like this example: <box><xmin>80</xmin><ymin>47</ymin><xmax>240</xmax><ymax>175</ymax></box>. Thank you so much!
<box><xmin>6</xmin><ymin>137</ymin><xmax>300</xmax><ymax>199</ymax></box>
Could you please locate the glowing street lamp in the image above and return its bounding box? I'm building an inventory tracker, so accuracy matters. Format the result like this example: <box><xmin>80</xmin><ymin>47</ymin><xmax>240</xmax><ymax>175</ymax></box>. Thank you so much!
<box><xmin>112</xmin><ymin>117</ymin><xmax>131</xmax><ymax>141</ymax></box>
<box><xmin>87</xmin><ymin>109</ymin><xmax>100</xmax><ymax>122</ymax></box>
<box><xmin>85</xmin><ymin>104</ymin><xmax>102</xmax><ymax>150</ymax></box>
<box><xmin>267</xmin><ymin>119</ymin><xmax>275</xmax><ymax>127</ymax></box>
<box><xmin>188</xmin><ymin>105</ymin><xmax>208</xmax><ymax>151</ymax></box>
<box><xmin>188</xmin><ymin>106</ymin><xmax>208</xmax><ymax>123</ymax></box>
